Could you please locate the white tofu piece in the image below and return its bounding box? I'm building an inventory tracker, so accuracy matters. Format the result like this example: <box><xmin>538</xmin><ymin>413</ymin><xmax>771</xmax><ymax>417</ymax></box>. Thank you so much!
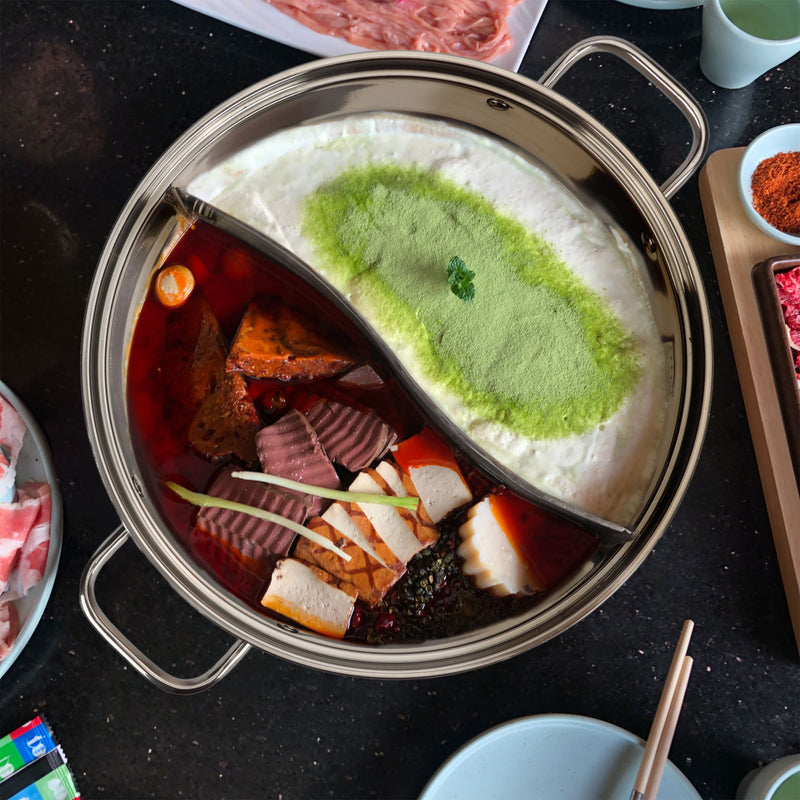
<box><xmin>457</xmin><ymin>498</ymin><xmax>540</xmax><ymax>596</ymax></box>
<box><xmin>261</xmin><ymin>558</ymin><xmax>356</xmax><ymax>639</ymax></box>
<box><xmin>322</xmin><ymin>502</ymin><xmax>389</xmax><ymax>568</ymax></box>
<box><xmin>349</xmin><ymin>471</ymin><xmax>424</xmax><ymax>564</ymax></box>
<box><xmin>406</xmin><ymin>464</ymin><xmax>472</xmax><ymax>524</ymax></box>
<box><xmin>375</xmin><ymin>460</ymin><xmax>408</xmax><ymax>497</ymax></box>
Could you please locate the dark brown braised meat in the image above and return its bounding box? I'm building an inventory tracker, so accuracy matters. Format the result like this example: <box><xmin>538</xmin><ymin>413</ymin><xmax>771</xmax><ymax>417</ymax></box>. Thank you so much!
<box><xmin>188</xmin><ymin>303</ymin><xmax>261</xmax><ymax>464</ymax></box>
<box><xmin>227</xmin><ymin>300</ymin><xmax>355</xmax><ymax>381</ymax></box>
<box><xmin>197</xmin><ymin>466</ymin><xmax>306</xmax><ymax>560</ymax></box>
<box><xmin>304</xmin><ymin>397</ymin><xmax>397</xmax><ymax>472</ymax></box>
<box><xmin>255</xmin><ymin>408</ymin><xmax>341</xmax><ymax>516</ymax></box>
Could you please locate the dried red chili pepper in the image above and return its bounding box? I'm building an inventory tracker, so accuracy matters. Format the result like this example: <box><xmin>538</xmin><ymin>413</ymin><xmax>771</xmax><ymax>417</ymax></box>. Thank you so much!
<box><xmin>750</xmin><ymin>151</ymin><xmax>800</xmax><ymax>235</ymax></box>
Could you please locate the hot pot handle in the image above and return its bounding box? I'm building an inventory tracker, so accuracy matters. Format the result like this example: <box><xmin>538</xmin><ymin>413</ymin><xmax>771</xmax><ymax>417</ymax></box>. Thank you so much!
<box><xmin>539</xmin><ymin>35</ymin><xmax>709</xmax><ymax>200</ymax></box>
<box><xmin>79</xmin><ymin>526</ymin><xmax>252</xmax><ymax>694</ymax></box>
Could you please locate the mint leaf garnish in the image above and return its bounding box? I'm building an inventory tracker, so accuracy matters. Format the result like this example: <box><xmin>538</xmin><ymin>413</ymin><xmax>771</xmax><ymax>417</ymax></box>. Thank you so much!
<box><xmin>447</xmin><ymin>256</ymin><xmax>475</xmax><ymax>303</ymax></box>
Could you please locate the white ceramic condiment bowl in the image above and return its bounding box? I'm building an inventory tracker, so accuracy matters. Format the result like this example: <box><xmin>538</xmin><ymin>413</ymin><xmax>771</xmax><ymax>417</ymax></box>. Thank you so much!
<box><xmin>738</xmin><ymin>123</ymin><xmax>800</xmax><ymax>246</ymax></box>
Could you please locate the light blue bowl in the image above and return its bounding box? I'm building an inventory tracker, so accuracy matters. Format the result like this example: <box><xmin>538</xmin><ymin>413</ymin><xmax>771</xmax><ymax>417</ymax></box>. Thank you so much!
<box><xmin>738</xmin><ymin>123</ymin><xmax>800</xmax><ymax>246</ymax></box>
<box><xmin>419</xmin><ymin>715</ymin><xmax>702</xmax><ymax>800</ymax></box>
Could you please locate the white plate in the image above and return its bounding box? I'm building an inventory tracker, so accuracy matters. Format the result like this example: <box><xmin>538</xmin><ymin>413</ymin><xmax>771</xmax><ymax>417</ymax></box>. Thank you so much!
<box><xmin>170</xmin><ymin>0</ymin><xmax>549</xmax><ymax>72</ymax></box>
<box><xmin>0</xmin><ymin>381</ymin><xmax>63</xmax><ymax>678</ymax></box>
<box><xmin>419</xmin><ymin>714</ymin><xmax>702</xmax><ymax>800</ymax></box>
<box><xmin>614</xmin><ymin>0</ymin><xmax>702</xmax><ymax>9</ymax></box>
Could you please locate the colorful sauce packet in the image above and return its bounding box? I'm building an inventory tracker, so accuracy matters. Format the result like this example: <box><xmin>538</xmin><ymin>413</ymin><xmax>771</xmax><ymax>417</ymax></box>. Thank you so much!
<box><xmin>0</xmin><ymin>746</ymin><xmax>79</xmax><ymax>800</ymax></box>
<box><xmin>0</xmin><ymin>717</ymin><xmax>79</xmax><ymax>800</ymax></box>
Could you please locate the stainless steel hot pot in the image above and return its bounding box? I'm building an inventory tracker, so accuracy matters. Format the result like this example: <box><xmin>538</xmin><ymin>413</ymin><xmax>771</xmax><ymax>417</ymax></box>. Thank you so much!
<box><xmin>80</xmin><ymin>37</ymin><xmax>712</xmax><ymax>693</ymax></box>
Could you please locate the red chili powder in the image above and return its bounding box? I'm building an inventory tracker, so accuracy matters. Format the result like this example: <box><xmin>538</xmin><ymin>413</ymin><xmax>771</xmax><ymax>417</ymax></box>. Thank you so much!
<box><xmin>751</xmin><ymin>151</ymin><xmax>800</xmax><ymax>235</ymax></box>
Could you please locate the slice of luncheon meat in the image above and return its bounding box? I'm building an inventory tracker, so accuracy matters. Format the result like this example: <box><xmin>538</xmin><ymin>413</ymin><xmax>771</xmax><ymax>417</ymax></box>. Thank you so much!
<box><xmin>392</xmin><ymin>428</ymin><xmax>473</xmax><ymax>523</ymax></box>
<box><xmin>295</xmin><ymin>504</ymin><xmax>406</xmax><ymax>607</ymax></box>
<box><xmin>196</xmin><ymin>466</ymin><xmax>306</xmax><ymax>559</ymax></box>
<box><xmin>256</xmin><ymin>409</ymin><xmax>341</xmax><ymax>516</ymax></box>
<box><xmin>304</xmin><ymin>398</ymin><xmax>397</xmax><ymax>472</ymax></box>
<box><xmin>261</xmin><ymin>557</ymin><xmax>357</xmax><ymax>639</ymax></box>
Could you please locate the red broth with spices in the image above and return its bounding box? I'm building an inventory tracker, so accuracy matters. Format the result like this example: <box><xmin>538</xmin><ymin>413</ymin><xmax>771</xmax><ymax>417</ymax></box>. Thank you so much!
<box><xmin>127</xmin><ymin>219</ymin><xmax>598</xmax><ymax>644</ymax></box>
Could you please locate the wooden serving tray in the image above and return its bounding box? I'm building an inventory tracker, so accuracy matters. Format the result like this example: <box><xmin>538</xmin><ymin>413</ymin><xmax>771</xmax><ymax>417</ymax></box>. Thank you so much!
<box><xmin>752</xmin><ymin>255</ymin><xmax>800</xmax><ymax>481</ymax></box>
<box><xmin>699</xmin><ymin>147</ymin><xmax>800</xmax><ymax>655</ymax></box>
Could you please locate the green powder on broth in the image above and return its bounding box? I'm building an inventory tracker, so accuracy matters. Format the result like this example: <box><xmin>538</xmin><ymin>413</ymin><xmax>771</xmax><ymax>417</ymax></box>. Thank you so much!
<box><xmin>302</xmin><ymin>163</ymin><xmax>641</xmax><ymax>439</ymax></box>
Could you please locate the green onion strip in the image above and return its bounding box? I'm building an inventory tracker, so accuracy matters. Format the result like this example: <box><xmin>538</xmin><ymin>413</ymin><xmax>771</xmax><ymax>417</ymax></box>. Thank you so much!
<box><xmin>166</xmin><ymin>481</ymin><xmax>352</xmax><ymax>562</ymax></box>
<box><xmin>231</xmin><ymin>470</ymin><xmax>419</xmax><ymax>511</ymax></box>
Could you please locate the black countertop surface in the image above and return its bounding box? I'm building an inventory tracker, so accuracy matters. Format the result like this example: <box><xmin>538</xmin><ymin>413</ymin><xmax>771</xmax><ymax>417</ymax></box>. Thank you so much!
<box><xmin>1</xmin><ymin>2</ymin><xmax>798</xmax><ymax>798</ymax></box>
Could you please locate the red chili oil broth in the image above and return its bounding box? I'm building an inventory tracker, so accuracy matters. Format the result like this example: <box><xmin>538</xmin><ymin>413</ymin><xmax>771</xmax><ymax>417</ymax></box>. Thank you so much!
<box><xmin>126</xmin><ymin>219</ymin><xmax>599</xmax><ymax>643</ymax></box>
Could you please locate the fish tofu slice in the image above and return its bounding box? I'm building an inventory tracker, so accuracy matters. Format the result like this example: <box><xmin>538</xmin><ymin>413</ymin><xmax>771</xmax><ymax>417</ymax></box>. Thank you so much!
<box><xmin>261</xmin><ymin>558</ymin><xmax>357</xmax><ymax>639</ymax></box>
<box><xmin>458</xmin><ymin>497</ymin><xmax>543</xmax><ymax>596</ymax></box>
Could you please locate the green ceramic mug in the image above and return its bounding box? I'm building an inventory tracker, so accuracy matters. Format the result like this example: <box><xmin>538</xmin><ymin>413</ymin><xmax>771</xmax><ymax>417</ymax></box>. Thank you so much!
<box><xmin>736</xmin><ymin>754</ymin><xmax>800</xmax><ymax>800</ymax></box>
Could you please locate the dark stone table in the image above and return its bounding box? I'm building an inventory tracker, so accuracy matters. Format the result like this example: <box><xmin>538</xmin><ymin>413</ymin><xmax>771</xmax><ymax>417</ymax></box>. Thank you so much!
<box><xmin>1</xmin><ymin>2</ymin><xmax>798</xmax><ymax>798</ymax></box>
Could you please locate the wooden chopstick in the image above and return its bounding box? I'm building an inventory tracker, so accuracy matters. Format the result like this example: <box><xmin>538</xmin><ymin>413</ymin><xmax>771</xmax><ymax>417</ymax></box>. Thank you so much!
<box><xmin>644</xmin><ymin>655</ymin><xmax>693</xmax><ymax>800</ymax></box>
<box><xmin>629</xmin><ymin>619</ymin><xmax>695</xmax><ymax>800</ymax></box>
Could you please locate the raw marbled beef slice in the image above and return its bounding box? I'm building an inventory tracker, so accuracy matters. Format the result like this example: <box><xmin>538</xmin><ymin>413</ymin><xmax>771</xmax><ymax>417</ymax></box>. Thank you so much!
<box><xmin>0</xmin><ymin>600</ymin><xmax>20</xmax><ymax>660</ymax></box>
<box><xmin>0</xmin><ymin>481</ymin><xmax>49</xmax><ymax>595</ymax></box>
<box><xmin>3</xmin><ymin>482</ymin><xmax>51</xmax><ymax>600</ymax></box>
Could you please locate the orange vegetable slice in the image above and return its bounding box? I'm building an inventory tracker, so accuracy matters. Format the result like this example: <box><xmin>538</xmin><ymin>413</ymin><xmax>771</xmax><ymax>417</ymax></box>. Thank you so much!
<box><xmin>154</xmin><ymin>264</ymin><xmax>195</xmax><ymax>308</ymax></box>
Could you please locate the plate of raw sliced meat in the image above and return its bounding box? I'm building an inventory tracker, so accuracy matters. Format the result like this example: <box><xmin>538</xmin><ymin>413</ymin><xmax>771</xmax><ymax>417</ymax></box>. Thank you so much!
<box><xmin>0</xmin><ymin>381</ymin><xmax>62</xmax><ymax>677</ymax></box>
<box><xmin>170</xmin><ymin>0</ymin><xmax>549</xmax><ymax>72</ymax></box>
